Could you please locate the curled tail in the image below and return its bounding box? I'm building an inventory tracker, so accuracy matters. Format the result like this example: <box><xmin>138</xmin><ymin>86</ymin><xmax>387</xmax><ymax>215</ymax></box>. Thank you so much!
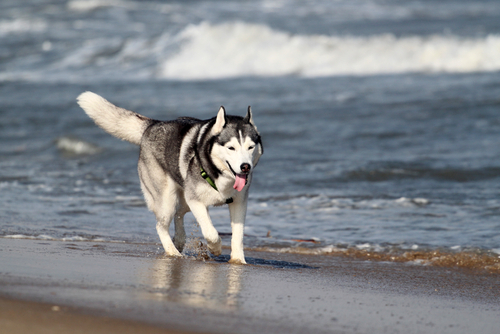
<box><xmin>77</xmin><ymin>91</ymin><xmax>152</xmax><ymax>145</ymax></box>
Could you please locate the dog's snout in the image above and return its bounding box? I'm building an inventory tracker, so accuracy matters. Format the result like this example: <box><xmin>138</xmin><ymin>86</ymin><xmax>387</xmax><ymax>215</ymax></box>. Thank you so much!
<box><xmin>240</xmin><ymin>163</ymin><xmax>251</xmax><ymax>173</ymax></box>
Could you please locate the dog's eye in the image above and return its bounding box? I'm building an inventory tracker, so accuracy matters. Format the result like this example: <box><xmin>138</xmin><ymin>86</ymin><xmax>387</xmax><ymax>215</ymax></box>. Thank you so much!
<box><xmin>227</xmin><ymin>146</ymin><xmax>235</xmax><ymax>151</ymax></box>
<box><xmin>248</xmin><ymin>146</ymin><xmax>255</xmax><ymax>150</ymax></box>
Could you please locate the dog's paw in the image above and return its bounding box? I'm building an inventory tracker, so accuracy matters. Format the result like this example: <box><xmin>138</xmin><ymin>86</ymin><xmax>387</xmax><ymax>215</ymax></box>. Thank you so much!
<box><xmin>168</xmin><ymin>252</ymin><xmax>183</xmax><ymax>258</ymax></box>
<box><xmin>228</xmin><ymin>257</ymin><xmax>247</xmax><ymax>265</ymax></box>
<box><xmin>166</xmin><ymin>252</ymin><xmax>183</xmax><ymax>258</ymax></box>
<box><xmin>173</xmin><ymin>236</ymin><xmax>186</xmax><ymax>253</ymax></box>
<box><xmin>207</xmin><ymin>237</ymin><xmax>222</xmax><ymax>256</ymax></box>
<box><xmin>164</xmin><ymin>246</ymin><xmax>183</xmax><ymax>257</ymax></box>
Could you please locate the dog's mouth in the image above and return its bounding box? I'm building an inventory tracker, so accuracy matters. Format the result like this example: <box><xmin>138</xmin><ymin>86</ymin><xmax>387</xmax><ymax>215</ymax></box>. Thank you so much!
<box><xmin>227</xmin><ymin>162</ymin><xmax>248</xmax><ymax>192</ymax></box>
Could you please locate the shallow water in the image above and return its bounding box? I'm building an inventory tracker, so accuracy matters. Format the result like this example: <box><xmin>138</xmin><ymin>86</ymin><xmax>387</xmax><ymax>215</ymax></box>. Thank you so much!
<box><xmin>1</xmin><ymin>0</ymin><xmax>500</xmax><ymax>271</ymax></box>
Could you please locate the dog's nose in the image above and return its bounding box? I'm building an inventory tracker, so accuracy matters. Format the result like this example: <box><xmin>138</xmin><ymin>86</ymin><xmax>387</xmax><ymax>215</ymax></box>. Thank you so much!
<box><xmin>240</xmin><ymin>163</ymin><xmax>251</xmax><ymax>173</ymax></box>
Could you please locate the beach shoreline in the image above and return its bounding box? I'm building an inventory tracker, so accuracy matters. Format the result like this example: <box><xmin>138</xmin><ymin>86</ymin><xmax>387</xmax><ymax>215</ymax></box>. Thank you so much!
<box><xmin>1</xmin><ymin>238</ymin><xmax>499</xmax><ymax>334</ymax></box>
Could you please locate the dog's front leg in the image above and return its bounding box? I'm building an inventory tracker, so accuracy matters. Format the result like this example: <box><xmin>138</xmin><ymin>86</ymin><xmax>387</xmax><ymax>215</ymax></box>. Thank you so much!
<box><xmin>188</xmin><ymin>201</ymin><xmax>222</xmax><ymax>256</ymax></box>
<box><xmin>228</xmin><ymin>197</ymin><xmax>248</xmax><ymax>264</ymax></box>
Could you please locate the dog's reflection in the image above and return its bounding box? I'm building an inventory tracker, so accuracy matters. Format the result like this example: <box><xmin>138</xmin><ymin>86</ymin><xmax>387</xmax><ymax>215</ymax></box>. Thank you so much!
<box><xmin>144</xmin><ymin>256</ymin><xmax>244</xmax><ymax>310</ymax></box>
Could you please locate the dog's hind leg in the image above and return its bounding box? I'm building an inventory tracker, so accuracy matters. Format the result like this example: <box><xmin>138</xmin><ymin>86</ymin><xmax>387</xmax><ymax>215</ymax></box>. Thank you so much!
<box><xmin>173</xmin><ymin>213</ymin><xmax>186</xmax><ymax>252</ymax></box>
<box><xmin>156</xmin><ymin>215</ymin><xmax>182</xmax><ymax>256</ymax></box>
<box><xmin>187</xmin><ymin>201</ymin><xmax>222</xmax><ymax>256</ymax></box>
<box><xmin>155</xmin><ymin>182</ymin><xmax>183</xmax><ymax>257</ymax></box>
<box><xmin>139</xmin><ymin>161</ymin><xmax>182</xmax><ymax>257</ymax></box>
<box><xmin>173</xmin><ymin>197</ymin><xmax>189</xmax><ymax>252</ymax></box>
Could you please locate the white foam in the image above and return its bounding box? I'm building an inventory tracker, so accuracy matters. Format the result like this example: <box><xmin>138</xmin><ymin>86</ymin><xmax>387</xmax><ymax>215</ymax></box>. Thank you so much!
<box><xmin>67</xmin><ymin>0</ymin><xmax>173</xmax><ymax>15</ymax></box>
<box><xmin>2</xmin><ymin>234</ymin><xmax>112</xmax><ymax>243</ymax></box>
<box><xmin>67</xmin><ymin>0</ymin><xmax>133</xmax><ymax>11</ymax></box>
<box><xmin>394</xmin><ymin>197</ymin><xmax>430</xmax><ymax>207</ymax></box>
<box><xmin>55</xmin><ymin>136</ymin><xmax>103</xmax><ymax>155</ymax></box>
<box><xmin>4</xmin><ymin>234</ymin><xmax>53</xmax><ymax>240</ymax></box>
<box><xmin>161</xmin><ymin>21</ymin><xmax>500</xmax><ymax>80</ymax></box>
<box><xmin>0</xmin><ymin>19</ymin><xmax>47</xmax><ymax>35</ymax></box>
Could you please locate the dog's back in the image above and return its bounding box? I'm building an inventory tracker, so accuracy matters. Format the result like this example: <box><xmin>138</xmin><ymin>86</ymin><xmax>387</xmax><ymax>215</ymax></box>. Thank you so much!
<box><xmin>139</xmin><ymin>117</ymin><xmax>204</xmax><ymax>188</ymax></box>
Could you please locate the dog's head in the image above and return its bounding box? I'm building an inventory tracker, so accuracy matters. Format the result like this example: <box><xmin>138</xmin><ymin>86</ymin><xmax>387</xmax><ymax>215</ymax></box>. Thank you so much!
<box><xmin>211</xmin><ymin>106</ymin><xmax>263</xmax><ymax>191</ymax></box>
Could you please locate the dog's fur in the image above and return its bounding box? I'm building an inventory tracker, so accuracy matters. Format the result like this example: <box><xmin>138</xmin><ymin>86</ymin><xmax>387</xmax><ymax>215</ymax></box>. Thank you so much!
<box><xmin>77</xmin><ymin>92</ymin><xmax>263</xmax><ymax>264</ymax></box>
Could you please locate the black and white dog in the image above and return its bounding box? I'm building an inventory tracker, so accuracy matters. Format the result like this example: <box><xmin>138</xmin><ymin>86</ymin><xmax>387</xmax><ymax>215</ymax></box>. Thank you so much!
<box><xmin>77</xmin><ymin>92</ymin><xmax>263</xmax><ymax>264</ymax></box>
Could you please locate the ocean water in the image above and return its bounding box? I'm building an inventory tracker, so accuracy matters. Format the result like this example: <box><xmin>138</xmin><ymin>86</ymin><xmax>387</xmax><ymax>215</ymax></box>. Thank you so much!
<box><xmin>1</xmin><ymin>0</ymin><xmax>500</xmax><ymax>270</ymax></box>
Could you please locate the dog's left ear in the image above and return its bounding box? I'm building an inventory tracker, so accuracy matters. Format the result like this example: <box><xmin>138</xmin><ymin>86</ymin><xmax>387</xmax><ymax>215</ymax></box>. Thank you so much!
<box><xmin>244</xmin><ymin>106</ymin><xmax>255</xmax><ymax>126</ymax></box>
<box><xmin>212</xmin><ymin>106</ymin><xmax>226</xmax><ymax>135</ymax></box>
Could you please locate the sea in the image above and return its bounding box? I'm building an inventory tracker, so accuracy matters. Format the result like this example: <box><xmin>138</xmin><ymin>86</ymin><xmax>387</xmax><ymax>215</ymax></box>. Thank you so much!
<box><xmin>1</xmin><ymin>0</ymin><xmax>500</xmax><ymax>271</ymax></box>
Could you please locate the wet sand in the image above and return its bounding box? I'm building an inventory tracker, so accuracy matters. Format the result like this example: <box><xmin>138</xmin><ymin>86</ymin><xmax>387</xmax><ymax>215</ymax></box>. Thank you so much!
<box><xmin>1</xmin><ymin>238</ymin><xmax>499</xmax><ymax>334</ymax></box>
<box><xmin>0</xmin><ymin>297</ymin><xmax>192</xmax><ymax>334</ymax></box>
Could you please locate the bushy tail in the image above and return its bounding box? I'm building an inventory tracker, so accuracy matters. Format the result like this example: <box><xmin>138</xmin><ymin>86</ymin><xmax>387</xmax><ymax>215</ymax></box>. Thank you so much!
<box><xmin>77</xmin><ymin>91</ymin><xmax>152</xmax><ymax>145</ymax></box>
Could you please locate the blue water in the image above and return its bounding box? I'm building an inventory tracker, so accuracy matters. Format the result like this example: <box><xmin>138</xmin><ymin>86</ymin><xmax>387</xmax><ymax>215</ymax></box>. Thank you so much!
<box><xmin>1</xmin><ymin>0</ymin><xmax>500</xmax><ymax>257</ymax></box>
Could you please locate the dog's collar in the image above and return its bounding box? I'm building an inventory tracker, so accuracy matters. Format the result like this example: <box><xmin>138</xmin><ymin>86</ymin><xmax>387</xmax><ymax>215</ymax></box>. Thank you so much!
<box><xmin>200</xmin><ymin>167</ymin><xmax>218</xmax><ymax>190</ymax></box>
<box><xmin>200</xmin><ymin>167</ymin><xmax>233</xmax><ymax>204</ymax></box>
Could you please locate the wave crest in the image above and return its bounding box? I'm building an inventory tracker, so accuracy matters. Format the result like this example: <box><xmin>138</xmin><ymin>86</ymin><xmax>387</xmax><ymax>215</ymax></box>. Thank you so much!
<box><xmin>161</xmin><ymin>21</ymin><xmax>500</xmax><ymax>80</ymax></box>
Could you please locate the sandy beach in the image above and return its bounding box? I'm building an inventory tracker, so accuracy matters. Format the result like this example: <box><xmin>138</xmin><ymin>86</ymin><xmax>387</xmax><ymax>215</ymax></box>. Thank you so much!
<box><xmin>0</xmin><ymin>297</ymin><xmax>193</xmax><ymax>334</ymax></box>
<box><xmin>0</xmin><ymin>238</ymin><xmax>499</xmax><ymax>334</ymax></box>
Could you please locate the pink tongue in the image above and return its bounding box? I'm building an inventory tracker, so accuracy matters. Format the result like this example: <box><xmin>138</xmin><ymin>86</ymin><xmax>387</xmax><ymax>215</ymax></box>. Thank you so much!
<box><xmin>233</xmin><ymin>174</ymin><xmax>247</xmax><ymax>191</ymax></box>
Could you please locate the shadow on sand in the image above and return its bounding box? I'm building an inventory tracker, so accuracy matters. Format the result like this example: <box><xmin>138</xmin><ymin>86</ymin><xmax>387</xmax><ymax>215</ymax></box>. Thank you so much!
<box><xmin>212</xmin><ymin>254</ymin><xmax>319</xmax><ymax>269</ymax></box>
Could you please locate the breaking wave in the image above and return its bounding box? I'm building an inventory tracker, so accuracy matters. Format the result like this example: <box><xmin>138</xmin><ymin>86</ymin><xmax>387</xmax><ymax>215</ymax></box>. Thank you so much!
<box><xmin>161</xmin><ymin>22</ymin><xmax>500</xmax><ymax>80</ymax></box>
<box><xmin>3</xmin><ymin>21</ymin><xmax>500</xmax><ymax>82</ymax></box>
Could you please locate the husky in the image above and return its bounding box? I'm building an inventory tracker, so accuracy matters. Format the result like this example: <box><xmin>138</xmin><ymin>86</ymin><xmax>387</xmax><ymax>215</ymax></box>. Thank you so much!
<box><xmin>77</xmin><ymin>92</ymin><xmax>262</xmax><ymax>264</ymax></box>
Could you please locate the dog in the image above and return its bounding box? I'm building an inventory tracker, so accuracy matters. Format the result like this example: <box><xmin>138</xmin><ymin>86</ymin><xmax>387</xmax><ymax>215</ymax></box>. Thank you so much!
<box><xmin>77</xmin><ymin>92</ymin><xmax>263</xmax><ymax>264</ymax></box>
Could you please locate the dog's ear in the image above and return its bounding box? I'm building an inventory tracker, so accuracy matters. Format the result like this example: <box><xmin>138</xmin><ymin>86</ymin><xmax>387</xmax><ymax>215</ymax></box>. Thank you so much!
<box><xmin>244</xmin><ymin>106</ymin><xmax>255</xmax><ymax>126</ymax></box>
<box><xmin>212</xmin><ymin>106</ymin><xmax>226</xmax><ymax>134</ymax></box>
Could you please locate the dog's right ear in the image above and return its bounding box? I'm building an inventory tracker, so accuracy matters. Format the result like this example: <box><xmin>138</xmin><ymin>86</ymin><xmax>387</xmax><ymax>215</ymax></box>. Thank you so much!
<box><xmin>244</xmin><ymin>106</ymin><xmax>255</xmax><ymax>126</ymax></box>
<box><xmin>212</xmin><ymin>106</ymin><xmax>226</xmax><ymax>135</ymax></box>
